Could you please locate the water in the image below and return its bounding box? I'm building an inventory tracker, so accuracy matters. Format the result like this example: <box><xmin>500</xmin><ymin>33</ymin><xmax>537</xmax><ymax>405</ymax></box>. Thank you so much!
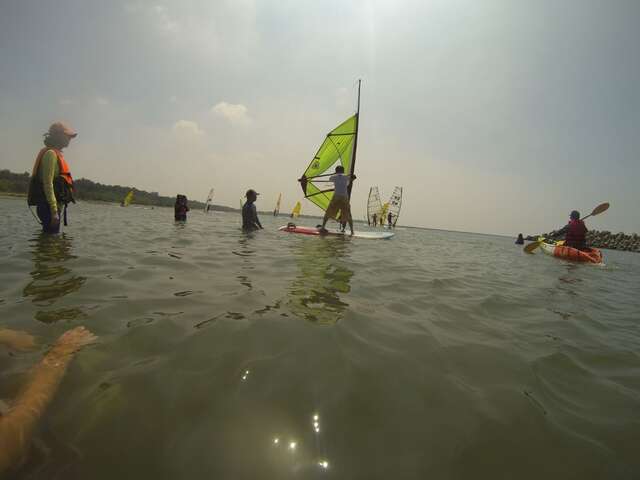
<box><xmin>1</xmin><ymin>196</ymin><xmax>639</xmax><ymax>479</ymax></box>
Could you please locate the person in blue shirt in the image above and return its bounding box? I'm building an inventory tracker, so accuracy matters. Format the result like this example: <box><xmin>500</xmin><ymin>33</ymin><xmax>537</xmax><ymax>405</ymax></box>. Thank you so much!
<box><xmin>242</xmin><ymin>189</ymin><xmax>263</xmax><ymax>231</ymax></box>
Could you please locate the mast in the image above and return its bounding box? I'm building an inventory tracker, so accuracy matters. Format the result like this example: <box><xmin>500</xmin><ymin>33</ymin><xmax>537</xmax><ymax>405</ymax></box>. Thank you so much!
<box><xmin>347</xmin><ymin>79</ymin><xmax>361</xmax><ymax>199</ymax></box>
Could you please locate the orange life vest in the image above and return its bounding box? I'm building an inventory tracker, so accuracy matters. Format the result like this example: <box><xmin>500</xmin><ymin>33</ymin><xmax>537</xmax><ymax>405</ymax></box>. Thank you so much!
<box><xmin>28</xmin><ymin>148</ymin><xmax>75</xmax><ymax>206</ymax></box>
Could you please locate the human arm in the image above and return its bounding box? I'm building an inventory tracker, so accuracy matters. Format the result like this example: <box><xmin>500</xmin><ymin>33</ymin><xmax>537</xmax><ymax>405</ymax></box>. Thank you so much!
<box><xmin>40</xmin><ymin>151</ymin><xmax>59</xmax><ymax>217</ymax></box>
<box><xmin>252</xmin><ymin>205</ymin><xmax>263</xmax><ymax>229</ymax></box>
<box><xmin>0</xmin><ymin>327</ymin><xmax>96</xmax><ymax>474</ymax></box>
<box><xmin>0</xmin><ymin>329</ymin><xmax>36</xmax><ymax>351</ymax></box>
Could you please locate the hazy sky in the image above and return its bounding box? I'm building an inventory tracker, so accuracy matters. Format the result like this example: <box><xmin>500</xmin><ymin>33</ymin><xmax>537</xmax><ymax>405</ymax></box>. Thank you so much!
<box><xmin>1</xmin><ymin>0</ymin><xmax>638</xmax><ymax>235</ymax></box>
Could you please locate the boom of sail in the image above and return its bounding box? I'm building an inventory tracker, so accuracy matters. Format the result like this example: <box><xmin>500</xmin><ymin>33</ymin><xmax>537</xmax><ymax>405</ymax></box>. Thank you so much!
<box><xmin>298</xmin><ymin>80</ymin><xmax>361</xmax><ymax>220</ymax></box>
<box><xmin>367</xmin><ymin>186</ymin><xmax>382</xmax><ymax>225</ymax></box>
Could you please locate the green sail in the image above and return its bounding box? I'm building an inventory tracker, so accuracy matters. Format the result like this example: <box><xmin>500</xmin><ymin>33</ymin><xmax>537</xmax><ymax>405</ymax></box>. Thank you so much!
<box><xmin>299</xmin><ymin>114</ymin><xmax>358</xmax><ymax>213</ymax></box>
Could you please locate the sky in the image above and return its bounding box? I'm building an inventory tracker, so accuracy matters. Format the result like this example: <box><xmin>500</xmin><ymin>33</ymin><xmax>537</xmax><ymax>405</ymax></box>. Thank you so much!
<box><xmin>0</xmin><ymin>0</ymin><xmax>638</xmax><ymax>236</ymax></box>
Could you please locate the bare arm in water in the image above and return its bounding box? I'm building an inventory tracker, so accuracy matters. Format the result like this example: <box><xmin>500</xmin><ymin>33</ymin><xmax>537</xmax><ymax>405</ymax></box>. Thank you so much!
<box><xmin>0</xmin><ymin>326</ymin><xmax>96</xmax><ymax>474</ymax></box>
<box><xmin>0</xmin><ymin>329</ymin><xmax>36</xmax><ymax>351</ymax></box>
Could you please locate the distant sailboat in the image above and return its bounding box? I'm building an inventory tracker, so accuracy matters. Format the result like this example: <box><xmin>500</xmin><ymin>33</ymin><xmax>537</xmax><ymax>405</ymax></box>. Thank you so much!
<box><xmin>367</xmin><ymin>186</ymin><xmax>382</xmax><ymax>225</ymax></box>
<box><xmin>385</xmin><ymin>187</ymin><xmax>403</xmax><ymax>226</ymax></box>
<box><xmin>273</xmin><ymin>193</ymin><xmax>282</xmax><ymax>216</ymax></box>
<box><xmin>204</xmin><ymin>188</ymin><xmax>214</xmax><ymax>213</ymax></box>
<box><xmin>121</xmin><ymin>190</ymin><xmax>134</xmax><ymax>207</ymax></box>
<box><xmin>290</xmin><ymin>201</ymin><xmax>302</xmax><ymax>218</ymax></box>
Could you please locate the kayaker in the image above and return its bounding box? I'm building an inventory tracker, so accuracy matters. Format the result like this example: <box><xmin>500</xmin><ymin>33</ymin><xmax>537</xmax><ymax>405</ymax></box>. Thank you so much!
<box><xmin>556</xmin><ymin>210</ymin><xmax>588</xmax><ymax>250</ymax></box>
<box><xmin>319</xmin><ymin>165</ymin><xmax>355</xmax><ymax>236</ymax></box>
<box><xmin>174</xmin><ymin>194</ymin><xmax>190</xmax><ymax>221</ymax></box>
<box><xmin>515</xmin><ymin>233</ymin><xmax>524</xmax><ymax>245</ymax></box>
<box><xmin>242</xmin><ymin>189</ymin><xmax>263</xmax><ymax>231</ymax></box>
<box><xmin>27</xmin><ymin>122</ymin><xmax>77</xmax><ymax>234</ymax></box>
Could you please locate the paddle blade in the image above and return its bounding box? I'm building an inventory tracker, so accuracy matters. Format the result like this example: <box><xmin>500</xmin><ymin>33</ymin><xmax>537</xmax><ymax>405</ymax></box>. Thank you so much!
<box><xmin>590</xmin><ymin>202</ymin><xmax>609</xmax><ymax>216</ymax></box>
<box><xmin>524</xmin><ymin>241</ymin><xmax>541</xmax><ymax>254</ymax></box>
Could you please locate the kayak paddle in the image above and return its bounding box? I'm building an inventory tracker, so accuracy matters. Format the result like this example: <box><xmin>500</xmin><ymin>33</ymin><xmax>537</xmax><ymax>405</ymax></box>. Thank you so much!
<box><xmin>523</xmin><ymin>202</ymin><xmax>610</xmax><ymax>254</ymax></box>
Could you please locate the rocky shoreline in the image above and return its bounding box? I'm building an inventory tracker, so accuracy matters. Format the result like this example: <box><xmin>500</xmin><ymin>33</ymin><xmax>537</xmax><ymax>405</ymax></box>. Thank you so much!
<box><xmin>528</xmin><ymin>230</ymin><xmax>640</xmax><ymax>253</ymax></box>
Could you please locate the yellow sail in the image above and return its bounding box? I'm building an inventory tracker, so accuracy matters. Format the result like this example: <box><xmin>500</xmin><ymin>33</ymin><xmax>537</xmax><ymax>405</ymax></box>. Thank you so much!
<box><xmin>121</xmin><ymin>190</ymin><xmax>134</xmax><ymax>207</ymax></box>
<box><xmin>291</xmin><ymin>201</ymin><xmax>302</xmax><ymax>218</ymax></box>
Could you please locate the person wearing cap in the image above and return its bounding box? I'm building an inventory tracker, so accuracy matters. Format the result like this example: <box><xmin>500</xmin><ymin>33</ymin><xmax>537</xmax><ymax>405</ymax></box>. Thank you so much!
<box><xmin>553</xmin><ymin>210</ymin><xmax>589</xmax><ymax>250</ymax></box>
<box><xmin>242</xmin><ymin>189</ymin><xmax>263</xmax><ymax>231</ymax></box>
<box><xmin>27</xmin><ymin>122</ymin><xmax>77</xmax><ymax>234</ymax></box>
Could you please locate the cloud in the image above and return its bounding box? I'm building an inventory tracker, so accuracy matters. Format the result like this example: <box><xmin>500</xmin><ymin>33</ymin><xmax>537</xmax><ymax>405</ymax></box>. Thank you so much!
<box><xmin>58</xmin><ymin>98</ymin><xmax>75</xmax><ymax>106</ymax></box>
<box><xmin>172</xmin><ymin>120</ymin><xmax>204</xmax><ymax>137</ymax></box>
<box><xmin>96</xmin><ymin>97</ymin><xmax>109</xmax><ymax>106</ymax></box>
<box><xmin>153</xmin><ymin>5</ymin><xmax>179</xmax><ymax>33</ymax></box>
<box><xmin>211</xmin><ymin>102</ymin><xmax>252</xmax><ymax>126</ymax></box>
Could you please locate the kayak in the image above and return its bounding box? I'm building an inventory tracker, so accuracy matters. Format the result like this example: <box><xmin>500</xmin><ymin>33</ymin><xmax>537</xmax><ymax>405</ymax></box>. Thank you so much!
<box><xmin>539</xmin><ymin>242</ymin><xmax>603</xmax><ymax>264</ymax></box>
<box><xmin>278</xmin><ymin>225</ymin><xmax>394</xmax><ymax>240</ymax></box>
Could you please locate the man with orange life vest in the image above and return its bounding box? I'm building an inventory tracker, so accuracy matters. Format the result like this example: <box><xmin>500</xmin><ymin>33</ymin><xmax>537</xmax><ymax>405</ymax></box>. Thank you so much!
<box><xmin>27</xmin><ymin>122</ymin><xmax>76</xmax><ymax>234</ymax></box>
<box><xmin>554</xmin><ymin>210</ymin><xmax>588</xmax><ymax>250</ymax></box>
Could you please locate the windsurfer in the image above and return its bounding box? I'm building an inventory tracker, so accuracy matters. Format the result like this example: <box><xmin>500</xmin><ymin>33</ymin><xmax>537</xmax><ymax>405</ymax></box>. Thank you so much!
<box><xmin>242</xmin><ymin>189</ymin><xmax>263</xmax><ymax>231</ymax></box>
<box><xmin>372</xmin><ymin>213</ymin><xmax>377</xmax><ymax>226</ymax></box>
<box><xmin>387</xmin><ymin>212</ymin><xmax>393</xmax><ymax>227</ymax></box>
<box><xmin>319</xmin><ymin>166</ymin><xmax>355</xmax><ymax>236</ymax></box>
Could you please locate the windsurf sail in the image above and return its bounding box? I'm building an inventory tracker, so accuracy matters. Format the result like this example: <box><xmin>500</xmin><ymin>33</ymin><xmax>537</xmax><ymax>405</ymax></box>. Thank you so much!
<box><xmin>379</xmin><ymin>202</ymin><xmax>389</xmax><ymax>226</ymax></box>
<box><xmin>386</xmin><ymin>187</ymin><xmax>403</xmax><ymax>226</ymax></box>
<box><xmin>298</xmin><ymin>80</ymin><xmax>361</xmax><ymax>220</ymax></box>
<box><xmin>274</xmin><ymin>193</ymin><xmax>282</xmax><ymax>216</ymax></box>
<box><xmin>367</xmin><ymin>186</ymin><xmax>382</xmax><ymax>225</ymax></box>
<box><xmin>291</xmin><ymin>201</ymin><xmax>302</xmax><ymax>218</ymax></box>
<box><xmin>204</xmin><ymin>188</ymin><xmax>214</xmax><ymax>213</ymax></box>
<box><xmin>121</xmin><ymin>190</ymin><xmax>134</xmax><ymax>207</ymax></box>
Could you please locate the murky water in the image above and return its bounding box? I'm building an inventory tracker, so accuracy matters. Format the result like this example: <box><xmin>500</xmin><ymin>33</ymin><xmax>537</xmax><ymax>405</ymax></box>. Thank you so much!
<box><xmin>1</xmin><ymin>197</ymin><xmax>639</xmax><ymax>479</ymax></box>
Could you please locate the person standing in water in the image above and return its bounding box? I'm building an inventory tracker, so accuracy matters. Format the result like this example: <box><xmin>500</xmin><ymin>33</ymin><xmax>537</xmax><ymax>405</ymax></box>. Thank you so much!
<box><xmin>174</xmin><ymin>194</ymin><xmax>190</xmax><ymax>221</ymax></box>
<box><xmin>319</xmin><ymin>165</ymin><xmax>355</xmax><ymax>236</ymax></box>
<box><xmin>27</xmin><ymin>122</ymin><xmax>77</xmax><ymax>234</ymax></box>
<box><xmin>242</xmin><ymin>189</ymin><xmax>263</xmax><ymax>231</ymax></box>
<box><xmin>515</xmin><ymin>233</ymin><xmax>525</xmax><ymax>245</ymax></box>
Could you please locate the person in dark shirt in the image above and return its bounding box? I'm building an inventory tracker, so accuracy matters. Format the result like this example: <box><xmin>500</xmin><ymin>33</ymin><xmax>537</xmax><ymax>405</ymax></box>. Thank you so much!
<box><xmin>554</xmin><ymin>210</ymin><xmax>588</xmax><ymax>250</ymax></box>
<box><xmin>242</xmin><ymin>189</ymin><xmax>263</xmax><ymax>231</ymax></box>
<box><xmin>515</xmin><ymin>233</ymin><xmax>525</xmax><ymax>245</ymax></box>
<box><xmin>174</xmin><ymin>194</ymin><xmax>190</xmax><ymax>221</ymax></box>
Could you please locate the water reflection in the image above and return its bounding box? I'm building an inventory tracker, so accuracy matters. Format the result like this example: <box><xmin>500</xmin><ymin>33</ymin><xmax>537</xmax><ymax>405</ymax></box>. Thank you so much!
<box><xmin>22</xmin><ymin>233</ymin><xmax>86</xmax><ymax>323</ymax></box>
<box><xmin>233</xmin><ymin>235</ymin><xmax>257</xmax><ymax>290</ymax></box>
<box><xmin>288</xmin><ymin>238</ymin><xmax>354</xmax><ymax>325</ymax></box>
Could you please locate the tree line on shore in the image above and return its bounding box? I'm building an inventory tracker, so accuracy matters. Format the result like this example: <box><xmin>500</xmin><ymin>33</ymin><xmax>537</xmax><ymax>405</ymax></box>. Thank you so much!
<box><xmin>0</xmin><ymin>169</ymin><xmax>237</xmax><ymax>212</ymax></box>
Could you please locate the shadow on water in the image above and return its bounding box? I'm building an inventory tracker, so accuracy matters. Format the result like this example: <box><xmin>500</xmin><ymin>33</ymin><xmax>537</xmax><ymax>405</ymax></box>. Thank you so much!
<box><xmin>22</xmin><ymin>233</ymin><xmax>86</xmax><ymax>323</ymax></box>
<box><xmin>288</xmin><ymin>237</ymin><xmax>354</xmax><ymax>325</ymax></box>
